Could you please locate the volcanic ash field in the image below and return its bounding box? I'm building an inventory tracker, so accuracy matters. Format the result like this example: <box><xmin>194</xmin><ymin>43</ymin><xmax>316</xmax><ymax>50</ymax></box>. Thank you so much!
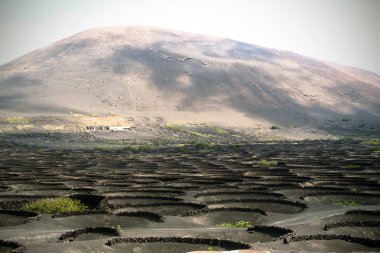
<box><xmin>0</xmin><ymin>138</ymin><xmax>379</xmax><ymax>253</ymax></box>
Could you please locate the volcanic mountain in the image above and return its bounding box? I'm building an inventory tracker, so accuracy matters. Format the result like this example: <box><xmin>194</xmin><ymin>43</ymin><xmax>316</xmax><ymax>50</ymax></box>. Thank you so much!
<box><xmin>1</xmin><ymin>26</ymin><xmax>379</xmax><ymax>126</ymax></box>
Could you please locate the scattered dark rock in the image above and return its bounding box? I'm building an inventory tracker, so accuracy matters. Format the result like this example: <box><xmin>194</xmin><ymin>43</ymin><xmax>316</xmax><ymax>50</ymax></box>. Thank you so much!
<box><xmin>105</xmin><ymin>236</ymin><xmax>252</xmax><ymax>249</ymax></box>
<box><xmin>0</xmin><ymin>240</ymin><xmax>25</xmax><ymax>252</ymax></box>
<box><xmin>0</xmin><ymin>200</ymin><xmax>29</xmax><ymax>210</ymax></box>
<box><xmin>58</xmin><ymin>226</ymin><xmax>121</xmax><ymax>242</ymax></box>
<box><xmin>109</xmin><ymin>201</ymin><xmax>207</xmax><ymax>209</ymax></box>
<box><xmin>345</xmin><ymin>210</ymin><xmax>380</xmax><ymax>216</ymax></box>
<box><xmin>183</xmin><ymin>207</ymin><xmax>267</xmax><ymax>216</ymax></box>
<box><xmin>194</xmin><ymin>190</ymin><xmax>284</xmax><ymax>198</ymax></box>
<box><xmin>301</xmin><ymin>191</ymin><xmax>380</xmax><ymax>199</ymax></box>
<box><xmin>247</xmin><ymin>225</ymin><xmax>294</xmax><ymax>240</ymax></box>
<box><xmin>283</xmin><ymin>234</ymin><xmax>380</xmax><ymax>248</ymax></box>
<box><xmin>51</xmin><ymin>210</ymin><xmax>109</xmax><ymax>218</ymax></box>
<box><xmin>323</xmin><ymin>220</ymin><xmax>380</xmax><ymax>231</ymax></box>
<box><xmin>0</xmin><ymin>210</ymin><xmax>41</xmax><ymax>224</ymax></box>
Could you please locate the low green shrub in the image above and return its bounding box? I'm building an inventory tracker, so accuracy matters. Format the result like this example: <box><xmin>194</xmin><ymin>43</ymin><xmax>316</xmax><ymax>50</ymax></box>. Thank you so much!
<box><xmin>217</xmin><ymin>221</ymin><xmax>251</xmax><ymax>228</ymax></box>
<box><xmin>137</xmin><ymin>144</ymin><xmax>155</xmax><ymax>151</ymax></box>
<box><xmin>20</xmin><ymin>197</ymin><xmax>88</xmax><ymax>214</ymax></box>
<box><xmin>166</xmin><ymin>124</ymin><xmax>206</xmax><ymax>137</ymax></box>
<box><xmin>208</xmin><ymin>126</ymin><xmax>229</xmax><ymax>135</ymax></box>
<box><xmin>123</xmin><ymin>145</ymin><xmax>155</xmax><ymax>153</ymax></box>
<box><xmin>95</xmin><ymin>146</ymin><xmax>112</xmax><ymax>151</ymax></box>
<box><xmin>216</xmin><ymin>223</ymin><xmax>235</xmax><ymax>228</ymax></box>
<box><xmin>361</xmin><ymin>139</ymin><xmax>380</xmax><ymax>145</ymax></box>
<box><xmin>270</xmin><ymin>125</ymin><xmax>280</xmax><ymax>130</ymax></box>
<box><xmin>341</xmin><ymin>164</ymin><xmax>362</xmax><ymax>169</ymax></box>
<box><xmin>368</xmin><ymin>147</ymin><xmax>380</xmax><ymax>152</ymax></box>
<box><xmin>257</xmin><ymin>160</ymin><xmax>277</xmax><ymax>167</ymax></box>
<box><xmin>177</xmin><ymin>147</ymin><xmax>189</xmax><ymax>152</ymax></box>
<box><xmin>165</xmin><ymin>124</ymin><xmax>182</xmax><ymax>131</ymax></box>
<box><xmin>333</xmin><ymin>200</ymin><xmax>360</xmax><ymax>207</ymax></box>
<box><xmin>230</xmin><ymin>144</ymin><xmax>243</xmax><ymax>149</ymax></box>
<box><xmin>1</xmin><ymin>117</ymin><xmax>29</xmax><ymax>124</ymax></box>
<box><xmin>234</xmin><ymin>221</ymin><xmax>252</xmax><ymax>228</ymax></box>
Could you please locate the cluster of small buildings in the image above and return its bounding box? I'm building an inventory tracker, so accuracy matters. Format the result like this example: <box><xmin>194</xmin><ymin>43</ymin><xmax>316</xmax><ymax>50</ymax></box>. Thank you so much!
<box><xmin>86</xmin><ymin>125</ymin><xmax>131</xmax><ymax>131</ymax></box>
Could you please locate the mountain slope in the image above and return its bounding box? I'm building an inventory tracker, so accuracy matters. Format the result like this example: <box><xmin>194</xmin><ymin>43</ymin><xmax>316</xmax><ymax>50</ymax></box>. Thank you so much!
<box><xmin>1</xmin><ymin>26</ymin><xmax>379</xmax><ymax>126</ymax></box>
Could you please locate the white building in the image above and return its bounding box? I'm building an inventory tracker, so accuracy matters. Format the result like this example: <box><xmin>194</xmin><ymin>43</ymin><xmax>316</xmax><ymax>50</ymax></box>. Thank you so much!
<box><xmin>109</xmin><ymin>126</ymin><xmax>130</xmax><ymax>131</ymax></box>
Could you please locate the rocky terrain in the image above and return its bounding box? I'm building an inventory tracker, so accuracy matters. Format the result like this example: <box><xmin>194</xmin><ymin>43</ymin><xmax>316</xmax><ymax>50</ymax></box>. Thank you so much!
<box><xmin>0</xmin><ymin>26</ymin><xmax>379</xmax><ymax>130</ymax></box>
<box><xmin>0</xmin><ymin>138</ymin><xmax>379</xmax><ymax>252</ymax></box>
<box><xmin>0</xmin><ymin>26</ymin><xmax>380</xmax><ymax>253</ymax></box>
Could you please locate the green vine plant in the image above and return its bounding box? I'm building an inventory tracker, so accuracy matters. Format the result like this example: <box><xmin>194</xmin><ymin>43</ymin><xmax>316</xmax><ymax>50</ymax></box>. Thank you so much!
<box><xmin>216</xmin><ymin>221</ymin><xmax>251</xmax><ymax>228</ymax></box>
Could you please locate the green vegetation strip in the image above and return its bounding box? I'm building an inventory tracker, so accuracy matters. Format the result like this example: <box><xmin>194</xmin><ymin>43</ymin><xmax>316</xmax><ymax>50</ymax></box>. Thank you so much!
<box><xmin>0</xmin><ymin>117</ymin><xmax>29</xmax><ymax>124</ymax></box>
<box><xmin>123</xmin><ymin>145</ymin><xmax>156</xmax><ymax>152</ymax></box>
<box><xmin>361</xmin><ymin>139</ymin><xmax>380</xmax><ymax>145</ymax></box>
<box><xmin>217</xmin><ymin>221</ymin><xmax>251</xmax><ymax>228</ymax></box>
<box><xmin>361</xmin><ymin>139</ymin><xmax>380</xmax><ymax>152</ymax></box>
<box><xmin>166</xmin><ymin>124</ymin><xmax>206</xmax><ymax>137</ymax></box>
<box><xmin>20</xmin><ymin>197</ymin><xmax>89</xmax><ymax>214</ymax></box>
<box><xmin>257</xmin><ymin>160</ymin><xmax>277</xmax><ymax>167</ymax></box>
<box><xmin>333</xmin><ymin>200</ymin><xmax>360</xmax><ymax>207</ymax></box>
<box><xmin>341</xmin><ymin>164</ymin><xmax>362</xmax><ymax>169</ymax></box>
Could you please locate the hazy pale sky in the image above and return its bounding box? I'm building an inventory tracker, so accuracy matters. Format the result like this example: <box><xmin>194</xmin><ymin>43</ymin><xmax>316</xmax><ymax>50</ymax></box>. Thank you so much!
<box><xmin>0</xmin><ymin>0</ymin><xmax>379</xmax><ymax>74</ymax></box>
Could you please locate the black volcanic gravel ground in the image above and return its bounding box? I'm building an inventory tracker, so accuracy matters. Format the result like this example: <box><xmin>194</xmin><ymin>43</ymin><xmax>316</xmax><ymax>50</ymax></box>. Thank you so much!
<box><xmin>0</xmin><ymin>139</ymin><xmax>379</xmax><ymax>252</ymax></box>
